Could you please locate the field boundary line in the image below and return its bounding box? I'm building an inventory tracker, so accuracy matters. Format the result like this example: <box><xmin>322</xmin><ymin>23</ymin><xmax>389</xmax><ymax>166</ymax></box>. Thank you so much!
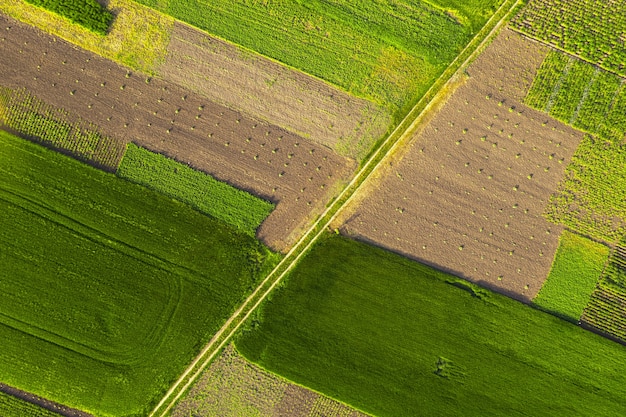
<box><xmin>149</xmin><ymin>1</ymin><xmax>521</xmax><ymax>415</ymax></box>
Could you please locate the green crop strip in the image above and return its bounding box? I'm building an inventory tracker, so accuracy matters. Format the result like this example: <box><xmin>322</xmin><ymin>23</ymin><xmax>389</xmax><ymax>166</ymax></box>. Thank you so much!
<box><xmin>24</xmin><ymin>0</ymin><xmax>113</xmax><ymax>35</ymax></box>
<box><xmin>132</xmin><ymin>0</ymin><xmax>503</xmax><ymax>118</ymax></box>
<box><xmin>533</xmin><ymin>231</ymin><xmax>609</xmax><ymax>323</ymax></box>
<box><xmin>0</xmin><ymin>131</ymin><xmax>279</xmax><ymax>416</ymax></box>
<box><xmin>0</xmin><ymin>391</ymin><xmax>60</xmax><ymax>417</ymax></box>
<box><xmin>117</xmin><ymin>143</ymin><xmax>274</xmax><ymax>236</ymax></box>
<box><xmin>237</xmin><ymin>234</ymin><xmax>626</xmax><ymax>417</ymax></box>
<box><xmin>512</xmin><ymin>0</ymin><xmax>626</xmax><ymax>77</ymax></box>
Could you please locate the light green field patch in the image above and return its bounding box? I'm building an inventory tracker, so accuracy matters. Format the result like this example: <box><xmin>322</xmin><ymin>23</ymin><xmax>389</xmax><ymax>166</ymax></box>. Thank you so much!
<box><xmin>0</xmin><ymin>0</ymin><xmax>173</xmax><ymax>73</ymax></box>
<box><xmin>533</xmin><ymin>230</ymin><xmax>610</xmax><ymax>322</ymax></box>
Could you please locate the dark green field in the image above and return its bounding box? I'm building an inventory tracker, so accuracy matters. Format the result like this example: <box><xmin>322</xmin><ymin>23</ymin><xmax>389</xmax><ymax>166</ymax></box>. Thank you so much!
<box><xmin>533</xmin><ymin>231</ymin><xmax>609</xmax><ymax>322</ymax></box>
<box><xmin>237</xmin><ymin>234</ymin><xmax>626</xmax><ymax>417</ymax></box>
<box><xmin>133</xmin><ymin>0</ymin><xmax>504</xmax><ymax>116</ymax></box>
<box><xmin>0</xmin><ymin>131</ymin><xmax>278</xmax><ymax>416</ymax></box>
<box><xmin>117</xmin><ymin>143</ymin><xmax>274</xmax><ymax>236</ymax></box>
<box><xmin>0</xmin><ymin>392</ymin><xmax>61</xmax><ymax>417</ymax></box>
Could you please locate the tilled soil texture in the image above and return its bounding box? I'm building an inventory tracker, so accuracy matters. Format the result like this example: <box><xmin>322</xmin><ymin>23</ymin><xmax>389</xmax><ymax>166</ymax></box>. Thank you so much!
<box><xmin>0</xmin><ymin>14</ymin><xmax>354</xmax><ymax>251</ymax></box>
<box><xmin>170</xmin><ymin>345</ymin><xmax>370</xmax><ymax>417</ymax></box>
<box><xmin>159</xmin><ymin>22</ymin><xmax>391</xmax><ymax>161</ymax></box>
<box><xmin>341</xmin><ymin>29</ymin><xmax>584</xmax><ymax>301</ymax></box>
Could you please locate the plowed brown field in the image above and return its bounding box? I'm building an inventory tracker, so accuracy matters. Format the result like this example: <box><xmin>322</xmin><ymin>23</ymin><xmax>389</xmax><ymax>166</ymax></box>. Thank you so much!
<box><xmin>341</xmin><ymin>29</ymin><xmax>584</xmax><ymax>301</ymax></box>
<box><xmin>0</xmin><ymin>14</ymin><xmax>354</xmax><ymax>251</ymax></box>
<box><xmin>160</xmin><ymin>22</ymin><xmax>391</xmax><ymax>161</ymax></box>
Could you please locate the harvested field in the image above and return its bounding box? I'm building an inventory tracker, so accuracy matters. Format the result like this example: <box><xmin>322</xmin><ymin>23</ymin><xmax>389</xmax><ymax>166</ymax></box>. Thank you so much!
<box><xmin>170</xmin><ymin>344</ymin><xmax>369</xmax><ymax>417</ymax></box>
<box><xmin>0</xmin><ymin>13</ymin><xmax>354</xmax><ymax>251</ymax></box>
<box><xmin>341</xmin><ymin>29</ymin><xmax>583</xmax><ymax>301</ymax></box>
<box><xmin>160</xmin><ymin>22</ymin><xmax>391</xmax><ymax>161</ymax></box>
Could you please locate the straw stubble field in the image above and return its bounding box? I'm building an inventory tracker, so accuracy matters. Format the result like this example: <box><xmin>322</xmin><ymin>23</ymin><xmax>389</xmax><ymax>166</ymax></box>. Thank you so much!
<box><xmin>341</xmin><ymin>29</ymin><xmax>584</xmax><ymax>301</ymax></box>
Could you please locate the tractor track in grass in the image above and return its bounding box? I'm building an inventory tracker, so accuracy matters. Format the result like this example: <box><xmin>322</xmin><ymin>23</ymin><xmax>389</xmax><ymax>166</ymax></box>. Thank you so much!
<box><xmin>149</xmin><ymin>1</ymin><xmax>522</xmax><ymax>415</ymax></box>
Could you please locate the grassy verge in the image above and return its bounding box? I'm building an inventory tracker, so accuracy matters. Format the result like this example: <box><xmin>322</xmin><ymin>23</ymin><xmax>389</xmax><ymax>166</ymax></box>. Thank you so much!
<box><xmin>117</xmin><ymin>143</ymin><xmax>274</xmax><ymax>236</ymax></box>
<box><xmin>533</xmin><ymin>230</ymin><xmax>610</xmax><ymax>322</ymax></box>
<box><xmin>133</xmin><ymin>0</ymin><xmax>503</xmax><ymax>116</ymax></box>
<box><xmin>236</xmin><ymin>234</ymin><xmax>626</xmax><ymax>417</ymax></box>
<box><xmin>0</xmin><ymin>0</ymin><xmax>173</xmax><ymax>73</ymax></box>
<box><xmin>0</xmin><ymin>130</ymin><xmax>279</xmax><ymax>416</ymax></box>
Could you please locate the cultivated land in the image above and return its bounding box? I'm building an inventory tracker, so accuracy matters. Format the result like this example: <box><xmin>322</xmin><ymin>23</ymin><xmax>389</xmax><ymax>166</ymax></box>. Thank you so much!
<box><xmin>0</xmin><ymin>13</ymin><xmax>354</xmax><ymax>251</ymax></box>
<box><xmin>341</xmin><ymin>29</ymin><xmax>582</xmax><ymax>300</ymax></box>
<box><xmin>0</xmin><ymin>131</ymin><xmax>278</xmax><ymax>416</ymax></box>
<box><xmin>159</xmin><ymin>22</ymin><xmax>391</xmax><ymax>161</ymax></box>
<box><xmin>237</xmin><ymin>234</ymin><xmax>626</xmax><ymax>417</ymax></box>
<box><xmin>170</xmin><ymin>345</ymin><xmax>369</xmax><ymax>417</ymax></box>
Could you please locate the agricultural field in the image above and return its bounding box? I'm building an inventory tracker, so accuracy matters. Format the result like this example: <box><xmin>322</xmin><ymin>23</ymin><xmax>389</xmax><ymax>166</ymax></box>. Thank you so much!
<box><xmin>0</xmin><ymin>130</ymin><xmax>278</xmax><ymax>416</ymax></box>
<box><xmin>512</xmin><ymin>0</ymin><xmax>626</xmax><ymax>77</ymax></box>
<box><xmin>169</xmin><ymin>345</ymin><xmax>369</xmax><ymax>417</ymax></box>
<box><xmin>236</xmin><ymin>234</ymin><xmax>626</xmax><ymax>417</ymax></box>
<box><xmin>0</xmin><ymin>14</ymin><xmax>354</xmax><ymax>251</ymax></box>
<box><xmin>24</xmin><ymin>0</ymin><xmax>112</xmax><ymax>35</ymax></box>
<box><xmin>134</xmin><ymin>0</ymin><xmax>505</xmax><ymax>115</ymax></box>
<box><xmin>525</xmin><ymin>51</ymin><xmax>626</xmax><ymax>143</ymax></box>
<box><xmin>117</xmin><ymin>143</ymin><xmax>274</xmax><ymax>236</ymax></box>
<box><xmin>0</xmin><ymin>87</ymin><xmax>125</xmax><ymax>170</ymax></box>
<box><xmin>532</xmin><ymin>230</ymin><xmax>610</xmax><ymax>323</ymax></box>
<box><xmin>159</xmin><ymin>22</ymin><xmax>391</xmax><ymax>161</ymax></box>
<box><xmin>581</xmin><ymin>238</ymin><xmax>626</xmax><ymax>343</ymax></box>
<box><xmin>0</xmin><ymin>0</ymin><xmax>174</xmax><ymax>73</ymax></box>
<box><xmin>0</xmin><ymin>384</ymin><xmax>89</xmax><ymax>417</ymax></box>
<box><xmin>340</xmin><ymin>29</ymin><xmax>582</xmax><ymax>300</ymax></box>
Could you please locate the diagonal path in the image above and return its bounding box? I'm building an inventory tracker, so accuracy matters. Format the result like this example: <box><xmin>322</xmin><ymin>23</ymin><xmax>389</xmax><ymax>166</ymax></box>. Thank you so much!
<box><xmin>149</xmin><ymin>1</ymin><xmax>522</xmax><ymax>415</ymax></box>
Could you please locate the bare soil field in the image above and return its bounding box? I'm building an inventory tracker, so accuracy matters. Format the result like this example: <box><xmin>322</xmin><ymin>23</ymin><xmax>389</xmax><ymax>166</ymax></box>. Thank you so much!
<box><xmin>159</xmin><ymin>22</ymin><xmax>391</xmax><ymax>161</ymax></box>
<box><xmin>170</xmin><ymin>344</ymin><xmax>369</xmax><ymax>417</ymax></box>
<box><xmin>0</xmin><ymin>13</ymin><xmax>354</xmax><ymax>251</ymax></box>
<box><xmin>341</xmin><ymin>29</ymin><xmax>584</xmax><ymax>301</ymax></box>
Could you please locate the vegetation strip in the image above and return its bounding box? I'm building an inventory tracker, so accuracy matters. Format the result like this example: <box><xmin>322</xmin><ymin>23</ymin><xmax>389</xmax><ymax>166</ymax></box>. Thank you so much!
<box><xmin>533</xmin><ymin>231</ymin><xmax>610</xmax><ymax>323</ymax></box>
<box><xmin>236</xmin><ymin>234</ymin><xmax>626</xmax><ymax>417</ymax></box>
<box><xmin>0</xmin><ymin>131</ymin><xmax>278</xmax><ymax>416</ymax></box>
<box><xmin>0</xmin><ymin>384</ymin><xmax>92</xmax><ymax>417</ymax></box>
<box><xmin>117</xmin><ymin>143</ymin><xmax>274</xmax><ymax>235</ymax></box>
<box><xmin>23</xmin><ymin>0</ymin><xmax>113</xmax><ymax>35</ymax></box>
<box><xmin>149</xmin><ymin>1</ymin><xmax>521</xmax><ymax>414</ymax></box>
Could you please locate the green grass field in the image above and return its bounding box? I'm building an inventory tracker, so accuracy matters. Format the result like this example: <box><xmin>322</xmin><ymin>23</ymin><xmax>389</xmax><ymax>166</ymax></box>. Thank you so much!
<box><xmin>236</xmin><ymin>234</ymin><xmax>626</xmax><ymax>417</ymax></box>
<box><xmin>133</xmin><ymin>0</ymin><xmax>503</xmax><ymax>116</ymax></box>
<box><xmin>117</xmin><ymin>143</ymin><xmax>274</xmax><ymax>236</ymax></box>
<box><xmin>0</xmin><ymin>131</ymin><xmax>279</xmax><ymax>416</ymax></box>
<box><xmin>533</xmin><ymin>230</ymin><xmax>609</xmax><ymax>323</ymax></box>
<box><xmin>0</xmin><ymin>392</ymin><xmax>61</xmax><ymax>417</ymax></box>
<box><xmin>24</xmin><ymin>0</ymin><xmax>113</xmax><ymax>35</ymax></box>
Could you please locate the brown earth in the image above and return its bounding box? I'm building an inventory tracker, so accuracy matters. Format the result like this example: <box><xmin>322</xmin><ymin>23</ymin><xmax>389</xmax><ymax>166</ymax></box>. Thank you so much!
<box><xmin>340</xmin><ymin>29</ymin><xmax>584</xmax><ymax>301</ymax></box>
<box><xmin>159</xmin><ymin>22</ymin><xmax>391</xmax><ymax>161</ymax></box>
<box><xmin>170</xmin><ymin>344</ymin><xmax>370</xmax><ymax>417</ymax></box>
<box><xmin>0</xmin><ymin>13</ymin><xmax>355</xmax><ymax>251</ymax></box>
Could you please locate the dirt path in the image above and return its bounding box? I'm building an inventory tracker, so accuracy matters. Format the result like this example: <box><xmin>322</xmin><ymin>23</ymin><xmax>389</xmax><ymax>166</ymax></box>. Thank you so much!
<box><xmin>0</xmin><ymin>13</ymin><xmax>354</xmax><ymax>251</ymax></box>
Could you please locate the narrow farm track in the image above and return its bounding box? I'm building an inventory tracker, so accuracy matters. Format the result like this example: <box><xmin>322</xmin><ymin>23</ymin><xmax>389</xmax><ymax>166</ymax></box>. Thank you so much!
<box><xmin>149</xmin><ymin>1</ymin><xmax>522</xmax><ymax>415</ymax></box>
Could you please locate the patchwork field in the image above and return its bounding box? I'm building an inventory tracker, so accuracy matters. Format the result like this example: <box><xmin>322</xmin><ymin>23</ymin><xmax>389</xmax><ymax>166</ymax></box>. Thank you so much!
<box><xmin>134</xmin><ymin>0</ymin><xmax>505</xmax><ymax>114</ymax></box>
<box><xmin>0</xmin><ymin>131</ymin><xmax>278</xmax><ymax>416</ymax></box>
<box><xmin>237</xmin><ymin>234</ymin><xmax>626</xmax><ymax>417</ymax></box>
<box><xmin>512</xmin><ymin>0</ymin><xmax>626</xmax><ymax>77</ymax></box>
<box><xmin>0</xmin><ymin>14</ymin><xmax>354</xmax><ymax>250</ymax></box>
<box><xmin>341</xmin><ymin>29</ymin><xmax>582</xmax><ymax>300</ymax></box>
<box><xmin>159</xmin><ymin>22</ymin><xmax>391</xmax><ymax>161</ymax></box>
<box><xmin>170</xmin><ymin>345</ymin><xmax>369</xmax><ymax>417</ymax></box>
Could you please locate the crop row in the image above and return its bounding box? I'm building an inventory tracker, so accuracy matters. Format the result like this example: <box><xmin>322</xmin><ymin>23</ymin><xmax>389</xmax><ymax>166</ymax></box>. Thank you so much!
<box><xmin>117</xmin><ymin>143</ymin><xmax>275</xmax><ymax>236</ymax></box>
<box><xmin>526</xmin><ymin>51</ymin><xmax>626</xmax><ymax>142</ymax></box>
<box><xmin>24</xmin><ymin>0</ymin><xmax>113</xmax><ymax>35</ymax></box>
<box><xmin>0</xmin><ymin>87</ymin><xmax>125</xmax><ymax>171</ymax></box>
<box><xmin>512</xmin><ymin>0</ymin><xmax>626</xmax><ymax>77</ymax></box>
<box><xmin>0</xmin><ymin>391</ymin><xmax>60</xmax><ymax>417</ymax></box>
<box><xmin>581</xmin><ymin>237</ymin><xmax>626</xmax><ymax>342</ymax></box>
